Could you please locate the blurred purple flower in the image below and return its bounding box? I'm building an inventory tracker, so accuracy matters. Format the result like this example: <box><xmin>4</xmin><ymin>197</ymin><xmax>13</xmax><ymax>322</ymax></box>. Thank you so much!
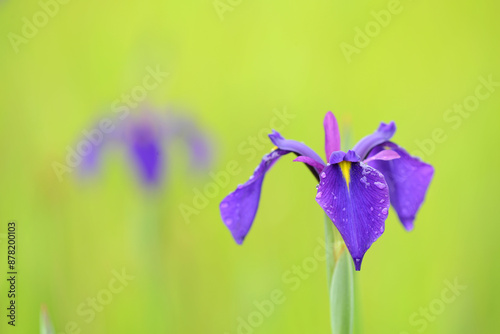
<box><xmin>220</xmin><ymin>112</ymin><xmax>434</xmax><ymax>270</ymax></box>
<box><xmin>81</xmin><ymin>109</ymin><xmax>213</xmax><ymax>187</ymax></box>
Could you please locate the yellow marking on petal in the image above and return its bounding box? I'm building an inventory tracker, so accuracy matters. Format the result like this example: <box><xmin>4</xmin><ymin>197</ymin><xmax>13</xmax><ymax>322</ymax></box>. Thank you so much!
<box><xmin>271</xmin><ymin>146</ymin><xmax>278</xmax><ymax>151</ymax></box>
<box><xmin>338</xmin><ymin>161</ymin><xmax>351</xmax><ymax>190</ymax></box>
<box><xmin>383</xmin><ymin>145</ymin><xmax>391</xmax><ymax>150</ymax></box>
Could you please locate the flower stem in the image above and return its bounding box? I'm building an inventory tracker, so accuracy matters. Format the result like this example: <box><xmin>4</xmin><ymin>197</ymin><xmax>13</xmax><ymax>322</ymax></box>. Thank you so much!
<box><xmin>324</xmin><ymin>215</ymin><xmax>355</xmax><ymax>334</ymax></box>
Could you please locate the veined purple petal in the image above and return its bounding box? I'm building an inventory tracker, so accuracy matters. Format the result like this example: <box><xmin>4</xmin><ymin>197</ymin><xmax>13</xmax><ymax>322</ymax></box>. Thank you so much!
<box><xmin>352</xmin><ymin>121</ymin><xmax>396</xmax><ymax>159</ymax></box>
<box><xmin>324</xmin><ymin>111</ymin><xmax>341</xmax><ymax>159</ymax></box>
<box><xmin>316</xmin><ymin>161</ymin><xmax>390</xmax><ymax>271</ymax></box>
<box><xmin>269</xmin><ymin>130</ymin><xmax>325</xmax><ymax>167</ymax></box>
<box><xmin>293</xmin><ymin>156</ymin><xmax>325</xmax><ymax>173</ymax></box>
<box><xmin>366</xmin><ymin>142</ymin><xmax>434</xmax><ymax>231</ymax></box>
<box><xmin>220</xmin><ymin>149</ymin><xmax>290</xmax><ymax>244</ymax></box>
<box><xmin>363</xmin><ymin>149</ymin><xmax>400</xmax><ymax>164</ymax></box>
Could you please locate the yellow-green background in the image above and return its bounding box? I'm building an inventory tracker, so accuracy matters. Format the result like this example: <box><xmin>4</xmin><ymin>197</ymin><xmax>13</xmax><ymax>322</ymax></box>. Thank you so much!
<box><xmin>1</xmin><ymin>0</ymin><xmax>499</xmax><ymax>333</ymax></box>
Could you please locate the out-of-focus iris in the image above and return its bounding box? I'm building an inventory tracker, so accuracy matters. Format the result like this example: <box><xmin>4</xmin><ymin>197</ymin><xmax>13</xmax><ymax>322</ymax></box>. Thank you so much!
<box><xmin>80</xmin><ymin>108</ymin><xmax>213</xmax><ymax>188</ymax></box>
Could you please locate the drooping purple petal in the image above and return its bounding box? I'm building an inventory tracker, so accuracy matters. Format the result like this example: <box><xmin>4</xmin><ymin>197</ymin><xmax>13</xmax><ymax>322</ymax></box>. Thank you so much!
<box><xmin>220</xmin><ymin>149</ymin><xmax>290</xmax><ymax>244</ymax></box>
<box><xmin>363</xmin><ymin>149</ymin><xmax>400</xmax><ymax>164</ymax></box>
<box><xmin>324</xmin><ymin>111</ymin><xmax>341</xmax><ymax>159</ymax></box>
<box><xmin>166</xmin><ymin>113</ymin><xmax>213</xmax><ymax>171</ymax></box>
<box><xmin>269</xmin><ymin>130</ymin><xmax>325</xmax><ymax>167</ymax></box>
<box><xmin>366</xmin><ymin>142</ymin><xmax>434</xmax><ymax>231</ymax></box>
<box><xmin>352</xmin><ymin>121</ymin><xmax>396</xmax><ymax>159</ymax></box>
<box><xmin>126</xmin><ymin>120</ymin><xmax>164</xmax><ymax>186</ymax></box>
<box><xmin>293</xmin><ymin>156</ymin><xmax>325</xmax><ymax>173</ymax></box>
<box><xmin>317</xmin><ymin>159</ymin><xmax>390</xmax><ymax>271</ymax></box>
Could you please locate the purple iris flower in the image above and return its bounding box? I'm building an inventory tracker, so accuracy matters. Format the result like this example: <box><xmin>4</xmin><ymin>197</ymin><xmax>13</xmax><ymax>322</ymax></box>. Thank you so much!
<box><xmin>81</xmin><ymin>109</ymin><xmax>213</xmax><ymax>187</ymax></box>
<box><xmin>219</xmin><ymin>112</ymin><xmax>434</xmax><ymax>270</ymax></box>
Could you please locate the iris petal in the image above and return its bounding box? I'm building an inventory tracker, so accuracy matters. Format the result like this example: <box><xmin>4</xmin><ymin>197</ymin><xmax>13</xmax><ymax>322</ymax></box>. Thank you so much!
<box><xmin>363</xmin><ymin>149</ymin><xmax>400</xmax><ymax>163</ymax></box>
<box><xmin>125</xmin><ymin>120</ymin><xmax>164</xmax><ymax>185</ymax></box>
<box><xmin>366</xmin><ymin>142</ymin><xmax>434</xmax><ymax>231</ymax></box>
<box><xmin>324</xmin><ymin>111</ymin><xmax>341</xmax><ymax>159</ymax></box>
<box><xmin>220</xmin><ymin>149</ymin><xmax>290</xmax><ymax>244</ymax></box>
<box><xmin>293</xmin><ymin>156</ymin><xmax>325</xmax><ymax>173</ymax></box>
<box><xmin>316</xmin><ymin>161</ymin><xmax>390</xmax><ymax>271</ymax></box>
<box><xmin>352</xmin><ymin>121</ymin><xmax>396</xmax><ymax>159</ymax></box>
<box><xmin>269</xmin><ymin>130</ymin><xmax>325</xmax><ymax>167</ymax></box>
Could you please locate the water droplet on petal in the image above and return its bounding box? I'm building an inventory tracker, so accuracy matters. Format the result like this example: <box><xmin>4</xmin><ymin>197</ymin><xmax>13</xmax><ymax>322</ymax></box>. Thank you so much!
<box><xmin>379</xmin><ymin>199</ymin><xmax>385</xmax><ymax>203</ymax></box>
<box><xmin>342</xmin><ymin>207</ymin><xmax>346</xmax><ymax>211</ymax></box>
<box><xmin>374</xmin><ymin>182</ymin><xmax>386</xmax><ymax>189</ymax></box>
<box><xmin>321</xmin><ymin>172</ymin><xmax>327</xmax><ymax>178</ymax></box>
<box><xmin>382</xmin><ymin>208</ymin><xmax>388</xmax><ymax>214</ymax></box>
<box><xmin>226</xmin><ymin>218</ymin><xmax>233</xmax><ymax>225</ymax></box>
<box><xmin>316</xmin><ymin>192</ymin><xmax>323</xmax><ymax>199</ymax></box>
<box><xmin>360</xmin><ymin>176</ymin><xmax>370</xmax><ymax>188</ymax></box>
<box><xmin>370</xmin><ymin>207</ymin><xmax>373</xmax><ymax>211</ymax></box>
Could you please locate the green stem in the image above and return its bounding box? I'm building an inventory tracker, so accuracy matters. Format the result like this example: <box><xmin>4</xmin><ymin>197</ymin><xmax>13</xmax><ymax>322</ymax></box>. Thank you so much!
<box><xmin>324</xmin><ymin>215</ymin><xmax>355</xmax><ymax>334</ymax></box>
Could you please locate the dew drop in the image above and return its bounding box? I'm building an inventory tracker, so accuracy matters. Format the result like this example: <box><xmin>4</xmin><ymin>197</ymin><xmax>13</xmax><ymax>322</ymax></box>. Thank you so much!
<box><xmin>342</xmin><ymin>207</ymin><xmax>346</xmax><ymax>211</ymax></box>
<box><xmin>321</xmin><ymin>172</ymin><xmax>327</xmax><ymax>178</ymax></box>
<box><xmin>382</xmin><ymin>208</ymin><xmax>388</xmax><ymax>214</ymax></box>
<box><xmin>316</xmin><ymin>192</ymin><xmax>323</xmax><ymax>199</ymax></box>
<box><xmin>370</xmin><ymin>207</ymin><xmax>373</xmax><ymax>211</ymax></box>
<box><xmin>374</xmin><ymin>181</ymin><xmax>386</xmax><ymax>189</ymax></box>
<box><xmin>360</xmin><ymin>176</ymin><xmax>370</xmax><ymax>188</ymax></box>
<box><xmin>379</xmin><ymin>199</ymin><xmax>385</xmax><ymax>203</ymax></box>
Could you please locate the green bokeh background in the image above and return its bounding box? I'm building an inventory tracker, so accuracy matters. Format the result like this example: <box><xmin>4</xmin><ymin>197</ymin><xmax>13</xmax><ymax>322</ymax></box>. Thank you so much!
<box><xmin>1</xmin><ymin>0</ymin><xmax>499</xmax><ymax>333</ymax></box>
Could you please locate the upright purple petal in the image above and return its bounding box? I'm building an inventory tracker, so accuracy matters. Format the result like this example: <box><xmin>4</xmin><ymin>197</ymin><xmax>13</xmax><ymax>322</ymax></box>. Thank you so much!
<box><xmin>317</xmin><ymin>159</ymin><xmax>390</xmax><ymax>270</ymax></box>
<box><xmin>220</xmin><ymin>149</ymin><xmax>290</xmax><ymax>244</ymax></box>
<box><xmin>352</xmin><ymin>121</ymin><xmax>396</xmax><ymax>159</ymax></box>
<box><xmin>324</xmin><ymin>111</ymin><xmax>341</xmax><ymax>159</ymax></box>
<box><xmin>366</xmin><ymin>142</ymin><xmax>434</xmax><ymax>231</ymax></box>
